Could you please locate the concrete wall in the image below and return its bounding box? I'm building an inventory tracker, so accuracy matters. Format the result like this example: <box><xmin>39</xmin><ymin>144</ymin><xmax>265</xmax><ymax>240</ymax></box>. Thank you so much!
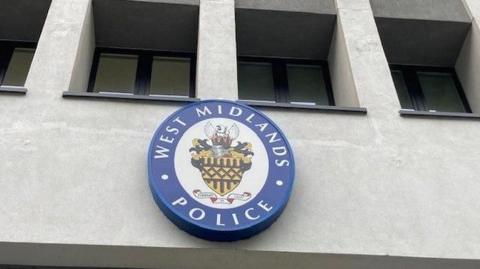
<box><xmin>328</xmin><ymin>12</ymin><xmax>359</xmax><ymax>107</ymax></box>
<box><xmin>2</xmin><ymin>0</ymin><xmax>480</xmax><ymax>268</ymax></box>
<box><xmin>196</xmin><ymin>0</ymin><xmax>237</xmax><ymax>99</ymax></box>
<box><xmin>371</xmin><ymin>0</ymin><xmax>471</xmax><ymax>66</ymax></box>
<box><xmin>457</xmin><ymin>0</ymin><xmax>480</xmax><ymax>113</ymax></box>
<box><xmin>68</xmin><ymin>0</ymin><xmax>95</xmax><ymax>92</ymax></box>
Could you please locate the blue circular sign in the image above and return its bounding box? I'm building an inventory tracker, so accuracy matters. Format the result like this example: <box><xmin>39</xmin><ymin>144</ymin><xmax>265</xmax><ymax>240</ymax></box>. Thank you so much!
<box><xmin>148</xmin><ymin>100</ymin><xmax>295</xmax><ymax>241</ymax></box>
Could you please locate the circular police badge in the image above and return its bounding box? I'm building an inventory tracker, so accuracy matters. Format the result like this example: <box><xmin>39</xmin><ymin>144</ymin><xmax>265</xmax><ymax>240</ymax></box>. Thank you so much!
<box><xmin>148</xmin><ymin>100</ymin><xmax>295</xmax><ymax>241</ymax></box>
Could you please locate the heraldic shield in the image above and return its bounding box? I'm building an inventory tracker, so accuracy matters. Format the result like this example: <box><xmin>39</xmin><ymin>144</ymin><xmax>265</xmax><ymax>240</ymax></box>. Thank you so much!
<box><xmin>190</xmin><ymin>122</ymin><xmax>254</xmax><ymax>197</ymax></box>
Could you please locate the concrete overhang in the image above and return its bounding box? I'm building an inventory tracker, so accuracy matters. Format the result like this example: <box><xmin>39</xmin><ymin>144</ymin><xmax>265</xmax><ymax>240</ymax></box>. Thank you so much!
<box><xmin>235</xmin><ymin>8</ymin><xmax>336</xmax><ymax>60</ymax></box>
<box><xmin>235</xmin><ymin>0</ymin><xmax>336</xmax><ymax>15</ymax></box>
<box><xmin>370</xmin><ymin>0</ymin><xmax>471</xmax><ymax>23</ymax></box>
<box><xmin>370</xmin><ymin>0</ymin><xmax>472</xmax><ymax>66</ymax></box>
<box><xmin>0</xmin><ymin>0</ymin><xmax>51</xmax><ymax>42</ymax></box>
<box><xmin>375</xmin><ymin>18</ymin><xmax>471</xmax><ymax>66</ymax></box>
<box><xmin>128</xmin><ymin>0</ymin><xmax>199</xmax><ymax>5</ymax></box>
<box><xmin>93</xmin><ymin>0</ymin><xmax>199</xmax><ymax>52</ymax></box>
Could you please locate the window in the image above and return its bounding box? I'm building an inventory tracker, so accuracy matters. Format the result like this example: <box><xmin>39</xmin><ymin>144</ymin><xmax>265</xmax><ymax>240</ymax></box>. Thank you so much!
<box><xmin>0</xmin><ymin>42</ymin><xmax>36</xmax><ymax>88</ymax></box>
<box><xmin>391</xmin><ymin>65</ymin><xmax>471</xmax><ymax>113</ymax></box>
<box><xmin>88</xmin><ymin>48</ymin><xmax>196</xmax><ymax>97</ymax></box>
<box><xmin>238</xmin><ymin>57</ymin><xmax>334</xmax><ymax>106</ymax></box>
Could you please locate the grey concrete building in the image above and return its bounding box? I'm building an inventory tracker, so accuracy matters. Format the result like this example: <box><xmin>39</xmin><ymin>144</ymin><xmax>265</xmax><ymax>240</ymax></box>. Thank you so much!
<box><xmin>1</xmin><ymin>0</ymin><xmax>480</xmax><ymax>268</ymax></box>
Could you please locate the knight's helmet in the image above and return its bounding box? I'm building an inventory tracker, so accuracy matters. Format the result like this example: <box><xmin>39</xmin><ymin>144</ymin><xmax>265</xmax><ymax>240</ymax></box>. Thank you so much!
<box><xmin>210</xmin><ymin>133</ymin><xmax>234</xmax><ymax>148</ymax></box>
<box><xmin>205</xmin><ymin>123</ymin><xmax>239</xmax><ymax>148</ymax></box>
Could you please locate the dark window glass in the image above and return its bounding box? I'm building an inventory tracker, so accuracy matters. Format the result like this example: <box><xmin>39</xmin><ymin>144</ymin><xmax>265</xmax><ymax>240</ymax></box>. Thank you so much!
<box><xmin>150</xmin><ymin>57</ymin><xmax>191</xmax><ymax>97</ymax></box>
<box><xmin>93</xmin><ymin>53</ymin><xmax>138</xmax><ymax>94</ymax></box>
<box><xmin>390</xmin><ymin>66</ymin><xmax>470</xmax><ymax>113</ymax></box>
<box><xmin>89</xmin><ymin>49</ymin><xmax>195</xmax><ymax>97</ymax></box>
<box><xmin>3</xmin><ymin>48</ymin><xmax>35</xmax><ymax>87</ymax></box>
<box><xmin>417</xmin><ymin>72</ymin><xmax>466</xmax><ymax>113</ymax></box>
<box><xmin>287</xmin><ymin>64</ymin><xmax>329</xmax><ymax>105</ymax></box>
<box><xmin>0</xmin><ymin>44</ymin><xmax>36</xmax><ymax>88</ymax></box>
<box><xmin>237</xmin><ymin>58</ymin><xmax>334</xmax><ymax>106</ymax></box>
<box><xmin>238</xmin><ymin>62</ymin><xmax>275</xmax><ymax>102</ymax></box>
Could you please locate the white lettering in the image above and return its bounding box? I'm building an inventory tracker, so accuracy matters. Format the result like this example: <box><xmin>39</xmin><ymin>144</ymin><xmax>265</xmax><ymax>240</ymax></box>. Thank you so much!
<box><xmin>273</xmin><ymin>146</ymin><xmax>287</xmax><ymax>156</ymax></box>
<box><xmin>196</xmin><ymin>106</ymin><xmax>212</xmax><ymax>117</ymax></box>
<box><xmin>229</xmin><ymin>106</ymin><xmax>243</xmax><ymax>117</ymax></box>
<box><xmin>255</xmin><ymin>123</ymin><xmax>268</xmax><ymax>132</ymax></box>
<box><xmin>189</xmin><ymin>208</ymin><xmax>206</xmax><ymax>220</ymax></box>
<box><xmin>257</xmin><ymin>200</ymin><xmax>273</xmax><ymax>212</ymax></box>
<box><xmin>265</xmin><ymin>132</ymin><xmax>281</xmax><ymax>143</ymax></box>
<box><xmin>165</xmin><ymin>125</ymin><xmax>179</xmax><ymax>135</ymax></box>
<box><xmin>245</xmin><ymin>208</ymin><xmax>260</xmax><ymax>220</ymax></box>
<box><xmin>154</xmin><ymin>145</ymin><xmax>170</xmax><ymax>159</ymax></box>
<box><xmin>246</xmin><ymin>113</ymin><xmax>255</xmax><ymax>123</ymax></box>
<box><xmin>172</xmin><ymin>197</ymin><xmax>187</xmax><ymax>206</ymax></box>
<box><xmin>160</xmin><ymin>135</ymin><xmax>174</xmax><ymax>144</ymax></box>
<box><xmin>232</xmin><ymin>213</ymin><xmax>239</xmax><ymax>225</ymax></box>
<box><xmin>216</xmin><ymin>214</ymin><xmax>225</xmax><ymax>226</ymax></box>
<box><xmin>172</xmin><ymin>117</ymin><xmax>186</xmax><ymax>126</ymax></box>
<box><xmin>275</xmin><ymin>159</ymin><xmax>290</xmax><ymax>167</ymax></box>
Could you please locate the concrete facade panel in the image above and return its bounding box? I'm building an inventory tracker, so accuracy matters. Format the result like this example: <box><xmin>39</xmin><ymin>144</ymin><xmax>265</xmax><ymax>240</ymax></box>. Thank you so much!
<box><xmin>463</xmin><ymin>0</ymin><xmax>480</xmax><ymax>20</ymax></box>
<box><xmin>370</xmin><ymin>0</ymin><xmax>470</xmax><ymax>22</ymax></box>
<box><xmin>1</xmin><ymin>0</ymin><xmax>480</xmax><ymax>267</ymax></box>
<box><xmin>196</xmin><ymin>0</ymin><xmax>238</xmax><ymax>99</ymax></box>
<box><xmin>456</xmin><ymin>21</ymin><xmax>480</xmax><ymax>113</ymax></box>
<box><xmin>327</xmin><ymin>16</ymin><xmax>359</xmax><ymax>107</ymax></box>
<box><xmin>457</xmin><ymin>0</ymin><xmax>480</xmax><ymax>113</ymax></box>
<box><xmin>236</xmin><ymin>0</ymin><xmax>336</xmax><ymax>14</ymax></box>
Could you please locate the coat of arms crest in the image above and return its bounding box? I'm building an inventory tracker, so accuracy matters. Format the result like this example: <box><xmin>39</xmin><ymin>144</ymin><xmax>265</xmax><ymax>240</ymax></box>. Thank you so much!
<box><xmin>190</xmin><ymin>122</ymin><xmax>254</xmax><ymax>204</ymax></box>
<box><xmin>149</xmin><ymin>100</ymin><xmax>295</xmax><ymax>241</ymax></box>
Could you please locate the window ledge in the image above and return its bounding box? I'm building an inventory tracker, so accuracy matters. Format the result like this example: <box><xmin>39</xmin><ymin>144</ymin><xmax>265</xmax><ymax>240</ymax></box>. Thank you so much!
<box><xmin>0</xmin><ymin>86</ymin><xmax>27</xmax><ymax>94</ymax></box>
<box><xmin>62</xmin><ymin>91</ymin><xmax>199</xmax><ymax>103</ymax></box>
<box><xmin>238</xmin><ymin>100</ymin><xmax>367</xmax><ymax>114</ymax></box>
<box><xmin>399</xmin><ymin>109</ymin><xmax>480</xmax><ymax>119</ymax></box>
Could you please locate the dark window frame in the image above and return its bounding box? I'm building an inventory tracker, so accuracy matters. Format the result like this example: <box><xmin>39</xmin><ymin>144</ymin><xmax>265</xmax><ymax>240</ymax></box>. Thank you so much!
<box><xmin>390</xmin><ymin>64</ymin><xmax>472</xmax><ymax>113</ymax></box>
<box><xmin>88</xmin><ymin>47</ymin><xmax>196</xmax><ymax>98</ymax></box>
<box><xmin>0</xmin><ymin>41</ymin><xmax>36</xmax><ymax>87</ymax></box>
<box><xmin>238</xmin><ymin>56</ymin><xmax>335</xmax><ymax>106</ymax></box>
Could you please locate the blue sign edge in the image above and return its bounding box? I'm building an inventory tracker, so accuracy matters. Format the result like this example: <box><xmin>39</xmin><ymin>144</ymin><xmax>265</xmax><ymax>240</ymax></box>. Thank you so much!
<box><xmin>147</xmin><ymin>99</ymin><xmax>296</xmax><ymax>242</ymax></box>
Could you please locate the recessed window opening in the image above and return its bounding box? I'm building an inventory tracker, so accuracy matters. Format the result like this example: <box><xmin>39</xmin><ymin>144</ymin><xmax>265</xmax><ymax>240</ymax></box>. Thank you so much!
<box><xmin>0</xmin><ymin>0</ymin><xmax>50</xmax><ymax>90</ymax></box>
<box><xmin>0</xmin><ymin>42</ymin><xmax>36</xmax><ymax>88</ymax></box>
<box><xmin>88</xmin><ymin>48</ymin><xmax>195</xmax><ymax>97</ymax></box>
<box><xmin>371</xmin><ymin>0</ymin><xmax>474</xmax><ymax>113</ymax></box>
<box><xmin>391</xmin><ymin>65</ymin><xmax>471</xmax><ymax>113</ymax></box>
<box><xmin>238</xmin><ymin>57</ymin><xmax>334</xmax><ymax>106</ymax></box>
<box><xmin>235</xmin><ymin>7</ymin><xmax>337</xmax><ymax>107</ymax></box>
<box><xmin>85</xmin><ymin>0</ymin><xmax>199</xmax><ymax>97</ymax></box>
